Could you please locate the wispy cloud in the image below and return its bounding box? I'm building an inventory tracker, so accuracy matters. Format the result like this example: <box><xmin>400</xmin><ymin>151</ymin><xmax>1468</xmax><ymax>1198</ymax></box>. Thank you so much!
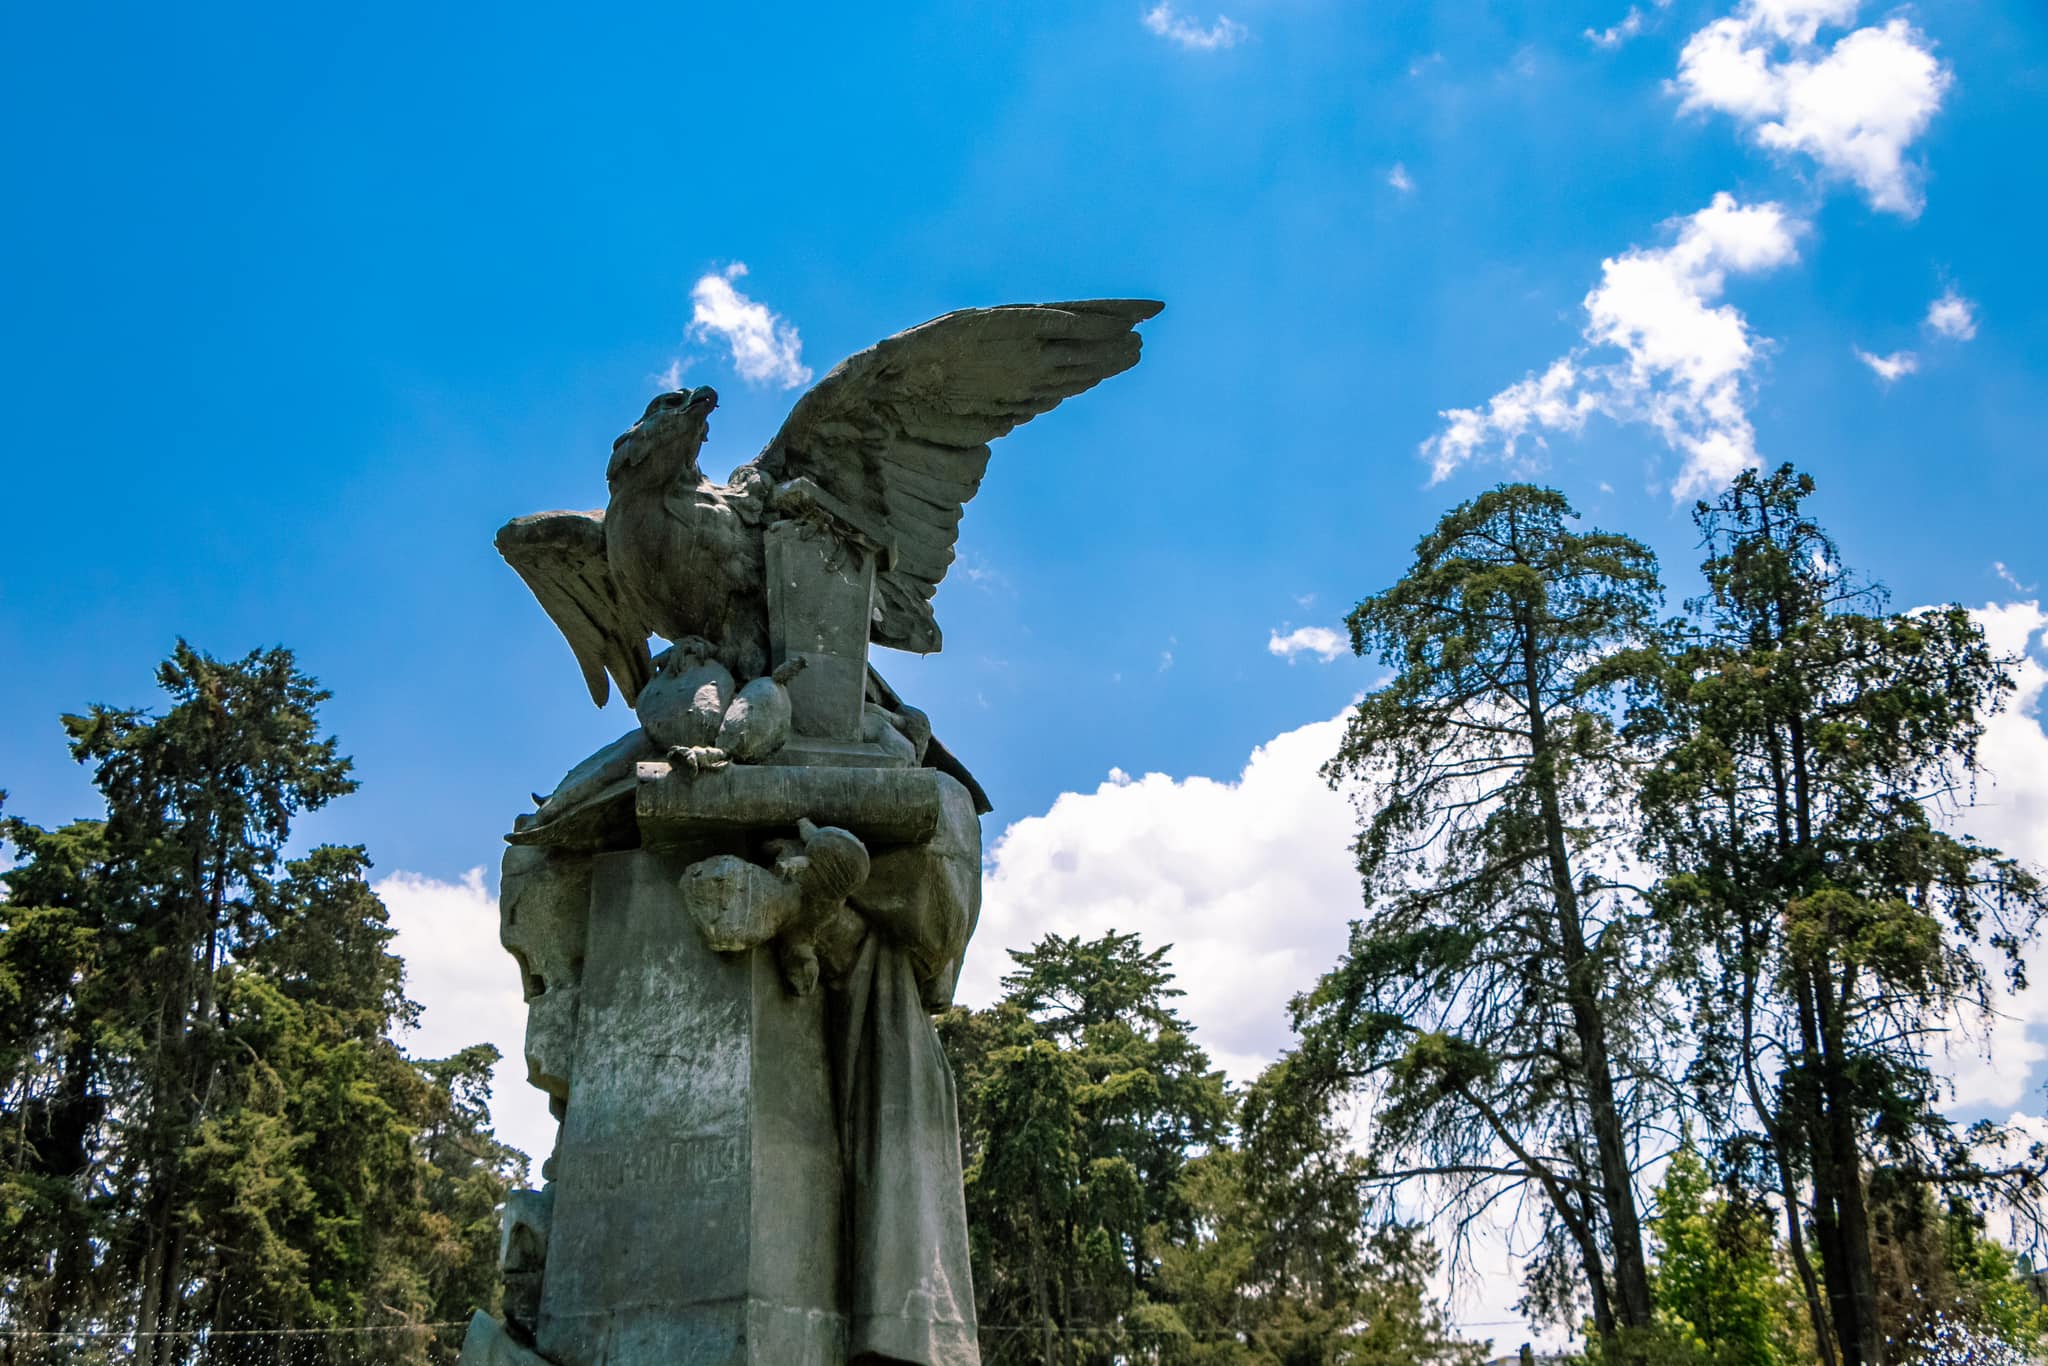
<box><xmin>1268</xmin><ymin>625</ymin><xmax>1349</xmax><ymax>664</ymax></box>
<box><xmin>1674</xmin><ymin>0</ymin><xmax>1951</xmax><ymax>217</ymax></box>
<box><xmin>1853</xmin><ymin>346</ymin><xmax>1918</xmax><ymax>383</ymax></box>
<box><xmin>1927</xmin><ymin>287</ymin><xmax>1979</xmax><ymax>341</ymax></box>
<box><xmin>687</xmin><ymin>263</ymin><xmax>814</xmax><ymax>390</ymax></box>
<box><xmin>1387</xmin><ymin>162</ymin><xmax>1415</xmax><ymax>193</ymax></box>
<box><xmin>959</xmin><ymin>552</ymin><xmax>1013</xmax><ymax>595</ymax></box>
<box><xmin>1425</xmin><ymin>193</ymin><xmax>1803</xmax><ymax>499</ymax></box>
<box><xmin>1142</xmin><ymin>2</ymin><xmax>1248</xmax><ymax>51</ymax></box>
<box><xmin>1587</xmin><ymin>7</ymin><xmax>1647</xmax><ymax>48</ymax></box>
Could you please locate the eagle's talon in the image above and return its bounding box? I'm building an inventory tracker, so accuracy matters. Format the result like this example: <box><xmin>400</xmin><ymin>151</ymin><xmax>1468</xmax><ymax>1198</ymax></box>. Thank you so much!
<box><xmin>667</xmin><ymin>745</ymin><xmax>731</xmax><ymax>774</ymax></box>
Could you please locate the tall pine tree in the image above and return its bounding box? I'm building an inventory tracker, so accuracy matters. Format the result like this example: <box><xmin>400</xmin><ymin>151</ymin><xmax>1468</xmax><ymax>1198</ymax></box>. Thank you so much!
<box><xmin>1629</xmin><ymin>467</ymin><xmax>2047</xmax><ymax>1365</ymax></box>
<box><xmin>1</xmin><ymin>644</ymin><xmax>525</xmax><ymax>1365</ymax></box>
<box><xmin>1287</xmin><ymin>484</ymin><xmax>1678</xmax><ymax>1355</ymax></box>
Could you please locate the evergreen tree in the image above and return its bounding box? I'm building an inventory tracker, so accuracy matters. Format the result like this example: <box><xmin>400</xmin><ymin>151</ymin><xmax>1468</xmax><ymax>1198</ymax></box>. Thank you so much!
<box><xmin>58</xmin><ymin>642</ymin><xmax>358</xmax><ymax>1360</ymax></box>
<box><xmin>1286</xmin><ymin>484</ymin><xmax>1678</xmax><ymax>1354</ymax></box>
<box><xmin>1628</xmin><ymin>467</ymin><xmax>2047</xmax><ymax>1366</ymax></box>
<box><xmin>0</xmin><ymin>644</ymin><xmax>524</xmax><ymax>1365</ymax></box>
<box><xmin>942</xmin><ymin>931</ymin><xmax>1231</xmax><ymax>1356</ymax></box>
<box><xmin>942</xmin><ymin>930</ymin><xmax>1486</xmax><ymax>1364</ymax></box>
<box><xmin>0</xmin><ymin>810</ymin><xmax>128</xmax><ymax>1342</ymax></box>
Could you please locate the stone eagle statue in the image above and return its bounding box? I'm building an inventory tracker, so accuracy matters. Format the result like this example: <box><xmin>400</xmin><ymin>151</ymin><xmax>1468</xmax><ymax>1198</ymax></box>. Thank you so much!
<box><xmin>495</xmin><ymin>298</ymin><xmax>1163</xmax><ymax>711</ymax></box>
<box><xmin>469</xmin><ymin>299</ymin><xmax>1161</xmax><ymax>1366</ymax></box>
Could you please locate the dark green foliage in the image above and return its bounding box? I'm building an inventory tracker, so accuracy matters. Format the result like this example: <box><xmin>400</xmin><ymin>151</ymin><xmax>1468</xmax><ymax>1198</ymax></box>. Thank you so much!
<box><xmin>942</xmin><ymin>931</ymin><xmax>1486</xmax><ymax>1364</ymax></box>
<box><xmin>944</xmin><ymin>930</ymin><xmax>1233</xmax><ymax>1351</ymax></box>
<box><xmin>1287</xmin><ymin>485</ymin><xmax>1676</xmax><ymax>1350</ymax></box>
<box><xmin>1627</xmin><ymin>467</ymin><xmax>2047</xmax><ymax>1365</ymax></box>
<box><xmin>0</xmin><ymin>644</ymin><xmax>525</xmax><ymax>1365</ymax></box>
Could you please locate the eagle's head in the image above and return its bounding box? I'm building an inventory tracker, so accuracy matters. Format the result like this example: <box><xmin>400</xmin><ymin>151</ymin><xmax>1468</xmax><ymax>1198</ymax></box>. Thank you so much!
<box><xmin>607</xmin><ymin>385</ymin><xmax>718</xmax><ymax>485</ymax></box>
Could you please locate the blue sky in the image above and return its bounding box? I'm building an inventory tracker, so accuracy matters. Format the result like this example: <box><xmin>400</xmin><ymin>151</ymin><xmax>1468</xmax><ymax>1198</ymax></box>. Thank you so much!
<box><xmin>6</xmin><ymin>0</ymin><xmax>2048</xmax><ymax>1339</ymax></box>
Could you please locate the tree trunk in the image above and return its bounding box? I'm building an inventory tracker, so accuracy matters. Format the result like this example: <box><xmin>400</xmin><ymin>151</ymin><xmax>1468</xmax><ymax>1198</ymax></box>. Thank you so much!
<box><xmin>1578</xmin><ymin>1221</ymin><xmax>1618</xmax><ymax>1344</ymax></box>
<box><xmin>43</xmin><ymin>1036</ymin><xmax>99</xmax><ymax>1336</ymax></box>
<box><xmin>1814</xmin><ymin>969</ymin><xmax>1883</xmax><ymax>1365</ymax></box>
<box><xmin>1520</xmin><ymin>633</ymin><xmax>1655</xmax><ymax>1342</ymax></box>
<box><xmin>1774</xmin><ymin>1146</ymin><xmax>1838</xmax><ymax>1366</ymax></box>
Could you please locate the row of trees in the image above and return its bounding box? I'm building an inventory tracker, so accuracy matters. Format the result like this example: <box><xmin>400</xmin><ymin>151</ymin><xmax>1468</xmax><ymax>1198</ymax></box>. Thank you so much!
<box><xmin>1272</xmin><ymin>467</ymin><xmax>2047</xmax><ymax>1364</ymax></box>
<box><xmin>0</xmin><ymin>644</ymin><xmax>524</xmax><ymax>1365</ymax></box>
<box><xmin>6</xmin><ymin>464</ymin><xmax>2043</xmax><ymax>1366</ymax></box>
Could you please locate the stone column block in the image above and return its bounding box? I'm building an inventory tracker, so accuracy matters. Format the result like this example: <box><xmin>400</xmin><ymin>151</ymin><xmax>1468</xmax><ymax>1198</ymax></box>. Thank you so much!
<box><xmin>764</xmin><ymin>519</ymin><xmax>874</xmax><ymax>741</ymax></box>
<box><xmin>533</xmin><ymin>848</ymin><xmax>844</xmax><ymax>1366</ymax></box>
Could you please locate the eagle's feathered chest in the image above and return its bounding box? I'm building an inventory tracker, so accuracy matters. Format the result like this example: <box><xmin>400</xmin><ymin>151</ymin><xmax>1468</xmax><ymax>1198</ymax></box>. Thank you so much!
<box><xmin>605</xmin><ymin>471</ymin><xmax>768</xmax><ymax>650</ymax></box>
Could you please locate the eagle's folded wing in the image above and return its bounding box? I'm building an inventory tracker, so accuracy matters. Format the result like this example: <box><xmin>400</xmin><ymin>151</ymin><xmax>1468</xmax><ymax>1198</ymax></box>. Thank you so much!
<box><xmin>495</xmin><ymin>510</ymin><xmax>654</xmax><ymax>707</ymax></box>
<box><xmin>748</xmin><ymin>299</ymin><xmax>1161</xmax><ymax>653</ymax></box>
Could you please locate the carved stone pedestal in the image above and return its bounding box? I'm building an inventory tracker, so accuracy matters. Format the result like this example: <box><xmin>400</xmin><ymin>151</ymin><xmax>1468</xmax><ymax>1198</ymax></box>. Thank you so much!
<box><xmin>532</xmin><ymin>847</ymin><xmax>844</xmax><ymax>1366</ymax></box>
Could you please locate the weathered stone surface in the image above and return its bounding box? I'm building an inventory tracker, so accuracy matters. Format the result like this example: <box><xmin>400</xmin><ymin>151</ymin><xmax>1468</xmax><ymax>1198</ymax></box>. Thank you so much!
<box><xmin>499</xmin><ymin>848</ymin><xmax>592</xmax><ymax>1104</ymax></box>
<box><xmin>506</xmin><ymin>780</ymin><xmax>640</xmax><ymax>853</ymax></box>
<box><xmin>522</xmin><ymin>988</ymin><xmax>579</xmax><ymax>1102</ymax></box>
<box><xmin>680</xmin><ymin>854</ymin><xmax>802</xmax><ymax>953</ymax></box>
<box><xmin>766</xmin><ymin>732</ymin><xmax>915</xmax><ymax>770</ymax></box>
<box><xmin>458</xmin><ymin>1310</ymin><xmax>553</xmax><ymax>1366</ymax></box>
<box><xmin>535</xmin><ymin>730</ymin><xmax>652</xmax><ymax>818</ymax></box>
<box><xmin>715</xmin><ymin>663</ymin><xmax>802</xmax><ymax>762</ymax></box>
<box><xmin>534</xmin><ymin>849</ymin><xmax>844</xmax><ymax>1366</ymax></box>
<box><xmin>853</xmin><ymin>771</ymin><xmax>983</xmax><ymax>1012</ymax></box>
<box><xmin>499</xmin><ymin>1188</ymin><xmax>554</xmax><ymax>1332</ymax></box>
<box><xmin>766</xmin><ymin>517</ymin><xmax>874</xmax><ymax>741</ymax></box>
<box><xmin>496</xmin><ymin>302</ymin><xmax>1157</xmax><ymax>696</ymax></box>
<box><xmin>636</xmin><ymin>761</ymin><xmax>946</xmax><ymax>846</ymax></box>
<box><xmin>635</xmin><ymin>644</ymin><xmax>731</xmax><ymax>753</ymax></box>
<box><xmin>498</xmin><ymin>848</ymin><xmax>590</xmax><ymax>1000</ymax></box>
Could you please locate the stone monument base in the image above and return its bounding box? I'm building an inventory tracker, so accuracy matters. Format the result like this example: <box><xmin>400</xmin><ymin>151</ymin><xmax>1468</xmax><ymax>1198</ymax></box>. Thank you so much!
<box><xmin>466</xmin><ymin>847</ymin><xmax>845</xmax><ymax>1366</ymax></box>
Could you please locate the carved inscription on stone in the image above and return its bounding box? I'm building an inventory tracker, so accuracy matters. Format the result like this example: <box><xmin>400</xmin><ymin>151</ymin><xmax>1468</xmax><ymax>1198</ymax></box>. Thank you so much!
<box><xmin>557</xmin><ymin>1134</ymin><xmax>744</xmax><ymax>1197</ymax></box>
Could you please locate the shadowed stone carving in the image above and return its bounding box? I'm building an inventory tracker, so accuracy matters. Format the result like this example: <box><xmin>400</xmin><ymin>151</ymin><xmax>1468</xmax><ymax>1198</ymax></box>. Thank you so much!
<box><xmin>463</xmin><ymin>300</ymin><xmax>1159</xmax><ymax>1366</ymax></box>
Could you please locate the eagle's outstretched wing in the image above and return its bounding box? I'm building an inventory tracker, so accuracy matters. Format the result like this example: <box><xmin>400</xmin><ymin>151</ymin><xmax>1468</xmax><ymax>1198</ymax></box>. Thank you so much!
<box><xmin>748</xmin><ymin>299</ymin><xmax>1161</xmax><ymax>653</ymax></box>
<box><xmin>495</xmin><ymin>510</ymin><xmax>654</xmax><ymax>707</ymax></box>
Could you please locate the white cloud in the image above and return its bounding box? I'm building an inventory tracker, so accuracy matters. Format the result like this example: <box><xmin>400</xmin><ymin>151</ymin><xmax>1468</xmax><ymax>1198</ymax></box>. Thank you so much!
<box><xmin>1927</xmin><ymin>287</ymin><xmax>1979</xmax><ymax>341</ymax></box>
<box><xmin>1427</xmin><ymin>359</ymin><xmax>1598</xmax><ymax>482</ymax></box>
<box><xmin>378</xmin><ymin>867</ymin><xmax>558</xmax><ymax>1169</ymax></box>
<box><xmin>1933</xmin><ymin>601</ymin><xmax>2048</xmax><ymax>1113</ymax></box>
<box><xmin>962</xmin><ymin>711</ymin><xmax>1360</xmax><ymax>1080</ymax></box>
<box><xmin>1387</xmin><ymin>162</ymin><xmax>1415</xmax><ymax>193</ymax></box>
<box><xmin>1675</xmin><ymin>2</ymin><xmax>1950</xmax><ymax>217</ymax></box>
<box><xmin>1268</xmin><ymin>625</ymin><xmax>1350</xmax><ymax>664</ymax></box>
<box><xmin>1142</xmin><ymin>2</ymin><xmax>1248</xmax><ymax>51</ymax></box>
<box><xmin>653</xmin><ymin>357</ymin><xmax>685</xmax><ymax>392</ymax></box>
<box><xmin>688</xmin><ymin>262</ymin><xmax>814</xmax><ymax>390</ymax></box>
<box><xmin>1853</xmin><ymin>346</ymin><xmax>1919</xmax><ymax>382</ymax></box>
<box><xmin>1425</xmin><ymin>193</ymin><xmax>1802</xmax><ymax>499</ymax></box>
<box><xmin>1587</xmin><ymin>8</ymin><xmax>1647</xmax><ymax>48</ymax></box>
